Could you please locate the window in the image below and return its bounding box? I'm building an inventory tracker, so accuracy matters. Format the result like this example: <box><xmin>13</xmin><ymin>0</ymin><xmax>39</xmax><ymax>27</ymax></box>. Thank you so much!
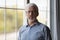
<box><xmin>0</xmin><ymin>0</ymin><xmax>50</xmax><ymax>40</ymax></box>
<box><xmin>0</xmin><ymin>9</ymin><xmax>5</xmax><ymax>40</ymax></box>
<box><xmin>0</xmin><ymin>0</ymin><xmax>25</xmax><ymax>40</ymax></box>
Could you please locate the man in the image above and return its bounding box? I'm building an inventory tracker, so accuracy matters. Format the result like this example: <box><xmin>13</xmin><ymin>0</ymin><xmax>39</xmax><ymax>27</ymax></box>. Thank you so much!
<box><xmin>18</xmin><ymin>3</ymin><xmax>52</xmax><ymax>40</ymax></box>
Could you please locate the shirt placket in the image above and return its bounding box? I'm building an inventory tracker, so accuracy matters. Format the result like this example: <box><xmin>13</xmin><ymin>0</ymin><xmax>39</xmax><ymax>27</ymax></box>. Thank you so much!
<box><xmin>27</xmin><ymin>26</ymin><xmax>31</xmax><ymax>40</ymax></box>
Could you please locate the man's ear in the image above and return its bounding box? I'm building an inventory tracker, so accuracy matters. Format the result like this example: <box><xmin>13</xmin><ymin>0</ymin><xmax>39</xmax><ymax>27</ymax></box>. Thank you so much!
<box><xmin>37</xmin><ymin>12</ymin><xmax>39</xmax><ymax>16</ymax></box>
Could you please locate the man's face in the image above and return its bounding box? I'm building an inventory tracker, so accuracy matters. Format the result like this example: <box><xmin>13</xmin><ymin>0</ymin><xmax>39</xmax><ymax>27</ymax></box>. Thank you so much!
<box><xmin>26</xmin><ymin>6</ymin><xmax>38</xmax><ymax>20</ymax></box>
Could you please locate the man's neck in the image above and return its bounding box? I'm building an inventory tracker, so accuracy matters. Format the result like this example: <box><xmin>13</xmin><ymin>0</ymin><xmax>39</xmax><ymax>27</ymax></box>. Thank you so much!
<box><xmin>28</xmin><ymin>19</ymin><xmax>37</xmax><ymax>26</ymax></box>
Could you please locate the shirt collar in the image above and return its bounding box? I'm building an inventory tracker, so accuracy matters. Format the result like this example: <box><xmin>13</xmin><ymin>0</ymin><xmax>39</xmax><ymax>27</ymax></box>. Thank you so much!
<box><xmin>26</xmin><ymin>20</ymin><xmax>40</xmax><ymax>27</ymax></box>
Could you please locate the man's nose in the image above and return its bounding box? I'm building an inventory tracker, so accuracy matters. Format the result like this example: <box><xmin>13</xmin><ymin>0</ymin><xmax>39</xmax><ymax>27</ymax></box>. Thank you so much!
<box><xmin>29</xmin><ymin>12</ymin><xmax>33</xmax><ymax>15</ymax></box>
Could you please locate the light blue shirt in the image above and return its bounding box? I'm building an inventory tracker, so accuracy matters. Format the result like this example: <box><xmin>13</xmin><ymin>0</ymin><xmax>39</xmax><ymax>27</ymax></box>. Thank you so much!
<box><xmin>18</xmin><ymin>21</ymin><xmax>52</xmax><ymax>40</ymax></box>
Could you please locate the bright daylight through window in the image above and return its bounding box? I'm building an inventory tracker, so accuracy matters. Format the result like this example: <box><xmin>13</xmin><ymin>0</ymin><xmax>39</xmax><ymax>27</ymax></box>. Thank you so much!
<box><xmin>0</xmin><ymin>0</ymin><xmax>50</xmax><ymax>40</ymax></box>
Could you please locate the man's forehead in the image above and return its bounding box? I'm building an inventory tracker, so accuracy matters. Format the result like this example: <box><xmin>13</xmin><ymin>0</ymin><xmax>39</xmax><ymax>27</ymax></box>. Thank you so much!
<box><xmin>28</xmin><ymin>6</ymin><xmax>34</xmax><ymax>9</ymax></box>
<box><xmin>26</xmin><ymin>6</ymin><xmax>37</xmax><ymax>11</ymax></box>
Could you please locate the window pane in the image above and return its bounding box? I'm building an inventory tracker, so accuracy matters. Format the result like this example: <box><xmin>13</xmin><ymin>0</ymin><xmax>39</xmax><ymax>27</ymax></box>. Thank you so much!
<box><xmin>0</xmin><ymin>0</ymin><xmax>5</xmax><ymax>7</ymax></box>
<box><xmin>0</xmin><ymin>9</ymin><xmax>5</xmax><ymax>40</ymax></box>
<box><xmin>6</xmin><ymin>9</ymin><xmax>17</xmax><ymax>33</ymax></box>
<box><xmin>17</xmin><ymin>0</ymin><xmax>25</xmax><ymax>9</ymax></box>
<box><xmin>6</xmin><ymin>0</ymin><xmax>16</xmax><ymax>8</ymax></box>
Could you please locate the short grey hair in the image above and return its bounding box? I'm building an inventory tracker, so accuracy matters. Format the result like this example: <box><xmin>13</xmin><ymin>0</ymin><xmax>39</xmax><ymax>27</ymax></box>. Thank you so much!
<box><xmin>25</xmin><ymin>3</ymin><xmax>39</xmax><ymax>16</ymax></box>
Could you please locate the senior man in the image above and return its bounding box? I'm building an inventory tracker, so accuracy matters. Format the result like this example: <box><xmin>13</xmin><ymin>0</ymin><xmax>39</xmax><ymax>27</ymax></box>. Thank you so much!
<box><xmin>18</xmin><ymin>3</ymin><xmax>52</xmax><ymax>40</ymax></box>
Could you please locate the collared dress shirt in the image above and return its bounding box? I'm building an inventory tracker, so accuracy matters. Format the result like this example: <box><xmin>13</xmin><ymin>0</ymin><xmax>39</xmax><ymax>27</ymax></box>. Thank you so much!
<box><xmin>18</xmin><ymin>21</ymin><xmax>52</xmax><ymax>40</ymax></box>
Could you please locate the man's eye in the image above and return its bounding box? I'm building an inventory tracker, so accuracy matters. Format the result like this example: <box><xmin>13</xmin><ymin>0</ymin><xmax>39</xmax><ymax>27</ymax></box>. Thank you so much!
<box><xmin>28</xmin><ymin>11</ymin><xmax>30</xmax><ymax>13</ymax></box>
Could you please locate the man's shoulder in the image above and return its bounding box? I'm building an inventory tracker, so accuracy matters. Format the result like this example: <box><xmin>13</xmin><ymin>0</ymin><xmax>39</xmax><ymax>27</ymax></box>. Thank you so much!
<box><xmin>40</xmin><ymin>23</ymin><xmax>50</xmax><ymax>31</ymax></box>
<box><xmin>38</xmin><ymin>22</ymin><xmax>50</xmax><ymax>30</ymax></box>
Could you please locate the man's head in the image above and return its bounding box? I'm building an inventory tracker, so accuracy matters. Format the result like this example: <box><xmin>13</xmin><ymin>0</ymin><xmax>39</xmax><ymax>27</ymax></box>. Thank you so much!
<box><xmin>25</xmin><ymin>3</ymin><xmax>39</xmax><ymax>21</ymax></box>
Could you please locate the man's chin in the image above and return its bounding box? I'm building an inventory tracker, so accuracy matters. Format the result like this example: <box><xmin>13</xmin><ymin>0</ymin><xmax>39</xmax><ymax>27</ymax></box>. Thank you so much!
<box><xmin>28</xmin><ymin>18</ymin><xmax>35</xmax><ymax>21</ymax></box>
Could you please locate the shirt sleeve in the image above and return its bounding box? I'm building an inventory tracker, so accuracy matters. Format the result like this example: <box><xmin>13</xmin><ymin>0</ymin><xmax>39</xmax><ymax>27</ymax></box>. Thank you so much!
<box><xmin>43</xmin><ymin>26</ymin><xmax>52</xmax><ymax>40</ymax></box>
<box><xmin>18</xmin><ymin>30</ymin><xmax>21</xmax><ymax>40</ymax></box>
<box><xmin>18</xmin><ymin>27</ymin><xmax>22</xmax><ymax>40</ymax></box>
